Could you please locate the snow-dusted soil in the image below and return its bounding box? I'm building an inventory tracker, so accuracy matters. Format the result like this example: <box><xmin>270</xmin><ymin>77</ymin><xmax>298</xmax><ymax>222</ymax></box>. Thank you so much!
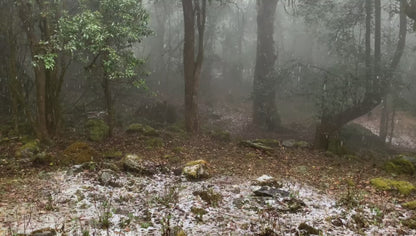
<box><xmin>1</xmin><ymin>168</ymin><xmax>415</xmax><ymax>235</ymax></box>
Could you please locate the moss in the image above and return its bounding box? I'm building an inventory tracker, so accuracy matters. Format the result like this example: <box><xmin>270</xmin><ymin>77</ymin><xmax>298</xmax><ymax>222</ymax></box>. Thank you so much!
<box><xmin>191</xmin><ymin>207</ymin><xmax>207</xmax><ymax>221</ymax></box>
<box><xmin>185</xmin><ymin>160</ymin><xmax>207</xmax><ymax>167</ymax></box>
<box><xmin>384</xmin><ymin>157</ymin><xmax>415</xmax><ymax>175</ymax></box>
<box><xmin>253</xmin><ymin>139</ymin><xmax>280</xmax><ymax>147</ymax></box>
<box><xmin>209</xmin><ymin>130</ymin><xmax>231</xmax><ymax>142</ymax></box>
<box><xmin>403</xmin><ymin>216</ymin><xmax>416</xmax><ymax>229</ymax></box>
<box><xmin>391</xmin><ymin>180</ymin><xmax>415</xmax><ymax>196</ymax></box>
<box><xmin>145</xmin><ymin>137</ymin><xmax>163</xmax><ymax>149</ymax></box>
<box><xmin>62</xmin><ymin>142</ymin><xmax>99</xmax><ymax>165</ymax></box>
<box><xmin>15</xmin><ymin>140</ymin><xmax>40</xmax><ymax>158</ymax></box>
<box><xmin>402</xmin><ymin>200</ymin><xmax>416</xmax><ymax>210</ymax></box>
<box><xmin>370</xmin><ymin>178</ymin><xmax>393</xmax><ymax>191</ymax></box>
<box><xmin>103</xmin><ymin>150</ymin><xmax>123</xmax><ymax>159</ymax></box>
<box><xmin>370</xmin><ymin>177</ymin><xmax>415</xmax><ymax>196</ymax></box>
<box><xmin>126</xmin><ymin>123</ymin><xmax>158</xmax><ymax>136</ymax></box>
<box><xmin>86</xmin><ymin>119</ymin><xmax>109</xmax><ymax>142</ymax></box>
<box><xmin>193</xmin><ymin>189</ymin><xmax>223</xmax><ymax>207</ymax></box>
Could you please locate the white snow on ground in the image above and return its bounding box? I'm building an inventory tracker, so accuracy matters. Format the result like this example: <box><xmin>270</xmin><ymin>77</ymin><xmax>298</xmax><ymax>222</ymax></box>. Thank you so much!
<box><xmin>1</xmin><ymin>169</ymin><xmax>415</xmax><ymax>235</ymax></box>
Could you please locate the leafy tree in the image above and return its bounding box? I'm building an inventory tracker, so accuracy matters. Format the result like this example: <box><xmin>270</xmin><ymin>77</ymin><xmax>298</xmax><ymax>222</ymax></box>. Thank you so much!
<box><xmin>58</xmin><ymin>0</ymin><xmax>152</xmax><ymax>135</ymax></box>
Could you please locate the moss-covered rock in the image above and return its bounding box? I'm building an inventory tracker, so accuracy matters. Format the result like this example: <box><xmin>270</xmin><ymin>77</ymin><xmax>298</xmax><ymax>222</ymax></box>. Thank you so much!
<box><xmin>15</xmin><ymin>140</ymin><xmax>40</xmax><ymax>158</ymax></box>
<box><xmin>62</xmin><ymin>142</ymin><xmax>99</xmax><ymax>165</ymax></box>
<box><xmin>402</xmin><ymin>200</ymin><xmax>416</xmax><ymax>210</ymax></box>
<box><xmin>121</xmin><ymin>154</ymin><xmax>159</xmax><ymax>175</ymax></box>
<box><xmin>126</xmin><ymin>123</ymin><xmax>158</xmax><ymax>136</ymax></box>
<box><xmin>183</xmin><ymin>160</ymin><xmax>210</xmax><ymax>180</ymax></box>
<box><xmin>86</xmin><ymin>119</ymin><xmax>109</xmax><ymax>142</ymax></box>
<box><xmin>370</xmin><ymin>177</ymin><xmax>415</xmax><ymax>196</ymax></box>
<box><xmin>32</xmin><ymin>152</ymin><xmax>54</xmax><ymax>166</ymax></box>
<box><xmin>384</xmin><ymin>157</ymin><xmax>415</xmax><ymax>175</ymax></box>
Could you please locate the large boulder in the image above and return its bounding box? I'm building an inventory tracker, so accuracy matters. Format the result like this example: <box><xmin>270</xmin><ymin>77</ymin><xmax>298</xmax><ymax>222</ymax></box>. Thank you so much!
<box><xmin>182</xmin><ymin>160</ymin><xmax>210</xmax><ymax>180</ymax></box>
<box><xmin>86</xmin><ymin>119</ymin><xmax>109</xmax><ymax>142</ymax></box>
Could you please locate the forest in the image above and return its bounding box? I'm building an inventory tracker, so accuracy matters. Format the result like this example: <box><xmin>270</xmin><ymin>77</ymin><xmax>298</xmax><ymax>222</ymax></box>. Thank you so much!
<box><xmin>1</xmin><ymin>0</ymin><xmax>416</xmax><ymax>235</ymax></box>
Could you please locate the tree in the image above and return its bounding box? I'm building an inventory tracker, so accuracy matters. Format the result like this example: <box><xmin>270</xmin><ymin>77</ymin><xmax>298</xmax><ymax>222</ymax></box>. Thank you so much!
<box><xmin>314</xmin><ymin>0</ymin><xmax>407</xmax><ymax>149</ymax></box>
<box><xmin>16</xmin><ymin>0</ymin><xmax>68</xmax><ymax>141</ymax></box>
<box><xmin>252</xmin><ymin>0</ymin><xmax>279</xmax><ymax>130</ymax></box>
<box><xmin>182</xmin><ymin>0</ymin><xmax>207</xmax><ymax>134</ymax></box>
<box><xmin>59</xmin><ymin>0</ymin><xmax>152</xmax><ymax>136</ymax></box>
<box><xmin>298</xmin><ymin>0</ymin><xmax>407</xmax><ymax>149</ymax></box>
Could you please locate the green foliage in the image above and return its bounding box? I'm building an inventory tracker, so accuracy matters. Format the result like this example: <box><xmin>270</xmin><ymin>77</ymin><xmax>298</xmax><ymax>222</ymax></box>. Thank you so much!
<box><xmin>58</xmin><ymin>0</ymin><xmax>152</xmax><ymax>82</ymax></box>
<box><xmin>86</xmin><ymin>119</ymin><xmax>109</xmax><ymax>141</ymax></box>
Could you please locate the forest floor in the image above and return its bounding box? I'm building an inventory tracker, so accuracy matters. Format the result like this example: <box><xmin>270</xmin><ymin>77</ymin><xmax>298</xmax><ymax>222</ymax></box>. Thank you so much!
<box><xmin>1</xmin><ymin>104</ymin><xmax>416</xmax><ymax>235</ymax></box>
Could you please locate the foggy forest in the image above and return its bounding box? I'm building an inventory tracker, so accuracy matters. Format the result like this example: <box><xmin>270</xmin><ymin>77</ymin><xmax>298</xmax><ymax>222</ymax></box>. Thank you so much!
<box><xmin>1</xmin><ymin>0</ymin><xmax>416</xmax><ymax>235</ymax></box>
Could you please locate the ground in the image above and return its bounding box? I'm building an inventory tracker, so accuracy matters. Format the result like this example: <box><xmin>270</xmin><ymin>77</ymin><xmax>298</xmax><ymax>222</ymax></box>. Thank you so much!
<box><xmin>1</xmin><ymin>103</ymin><xmax>416</xmax><ymax>235</ymax></box>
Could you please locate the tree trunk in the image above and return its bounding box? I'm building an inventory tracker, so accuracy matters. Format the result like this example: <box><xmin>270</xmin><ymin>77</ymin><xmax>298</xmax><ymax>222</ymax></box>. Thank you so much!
<box><xmin>253</xmin><ymin>0</ymin><xmax>279</xmax><ymax>130</ymax></box>
<box><xmin>182</xmin><ymin>0</ymin><xmax>206</xmax><ymax>134</ymax></box>
<box><xmin>103</xmin><ymin>76</ymin><xmax>115</xmax><ymax>137</ymax></box>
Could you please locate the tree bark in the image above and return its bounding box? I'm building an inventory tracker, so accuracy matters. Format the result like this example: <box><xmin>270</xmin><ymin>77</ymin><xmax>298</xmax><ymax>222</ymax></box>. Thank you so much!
<box><xmin>253</xmin><ymin>0</ymin><xmax>279</xmax><ymax>130</ymax></box>
<box><xmin>182</xmin><ymin>0</ymin><xmax>206</xmax><ymax>134</ymax></box>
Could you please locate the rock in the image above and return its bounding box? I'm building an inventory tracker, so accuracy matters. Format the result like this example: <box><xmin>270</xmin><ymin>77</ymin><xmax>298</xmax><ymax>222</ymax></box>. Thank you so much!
<box><xmin>370</xmin><ymin>177</ymin><xmax>415</xmax><ymax>196</ymax></box>
<box><xmin>253</xmin><ymin>175</ymin><xmax>282</xmax><ymax>188</ymax></box>
<box><xmin>240</xmin><ymin>140</ymin><xmax>273</xmax><ymax>152</ymax></box>
<box><xmin>384</xmin><ymin>157</ymin><xmax>415</xmax><ymax>175</ymax></box>
<box><xmin>298</xmin><ymin>222</ymin><xmax>321</xmax><ymax>235</ymax></box>
<box><xmin>15</xmin><ymin>140</ymin><xmax>40</xmax><ymax>158</ymax></box>
<box><xmin>253</xmin><ymin>186</ymin><xmax>290</xmax><ymax>198</ymax></box>
<box><xmin>98</xmin><ymin>169</ymin><xmax>121</xmax><ymax>187</ymax></box>
<box><xmin>30</xmin><ymin>228</ymin><xmax>56</xmax><ymax>236</ymax></box>
<box><xmin>66</xmin><ymin>161</ymin><xmax>97</xmax><ymax>175</ymax></box>
<box><xmin>62</xmin><ymin>142</ymin><xmax>99</xmax><ymax>165</ymax></box>
<box><xmin>282</xmin><ymin>139</ymin><xmax>296</xmax><ymax>148</ymax></box>
<box><xmin>122</xmin><ymin>154</ymin><xmax>160</xmax><ymax>175</ymax></box>
<box><xmin>126</xmin><ymin>123</ymin><xmax>158</xmax><ymax>136</ymax></box>
<box><xmin>86</xmin><ymin>119</ymin><xmax>109</xmax><ymax>142</ymax></box>
<box><xmin>182</xmin><ymin>160</ymin><xmax>210</xmax><ymax>180</ymax></box>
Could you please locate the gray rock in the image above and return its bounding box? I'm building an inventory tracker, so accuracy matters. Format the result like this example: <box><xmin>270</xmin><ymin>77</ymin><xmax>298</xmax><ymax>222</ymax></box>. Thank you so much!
<box><xmin>253</xmin><ymin>186</ymin><xmax>290</xmax><ymax>198</ymax></box>
<box><xmin>122</xmin><ymin>154</ymin><xmax>160</xmax><ymax>175</ymax></box>
<box><xmin>252</xmin><ymin>175</ymin><xmax>282</xmax><ymax>188</ymax></box>
<box><xmin>98</xmin><ymin>169</ymin><xmax>121</xmax><ymax>187</ymax></box>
